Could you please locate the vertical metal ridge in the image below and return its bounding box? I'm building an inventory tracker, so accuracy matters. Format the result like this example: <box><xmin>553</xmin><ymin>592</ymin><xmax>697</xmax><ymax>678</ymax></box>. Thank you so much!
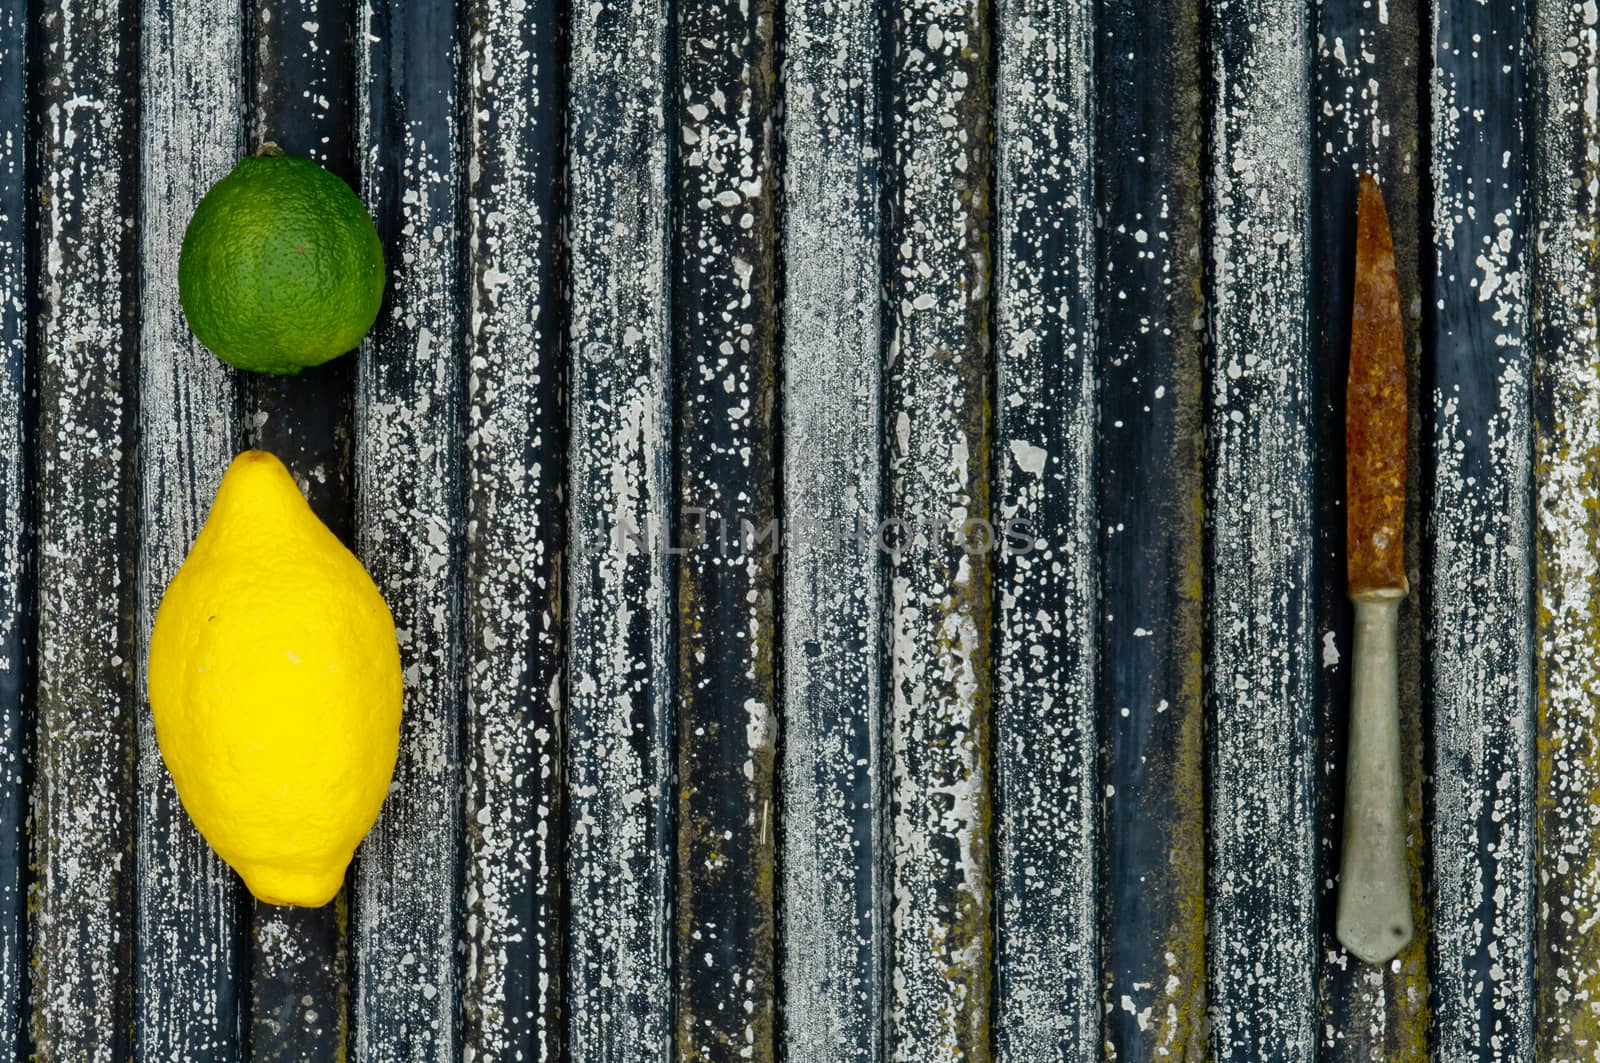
<box><xmin>989</xmin><ymin>0</ymin><xmax>1099</xmax><ymax>1058</ymax></box>
<box><xmin>881</xmin><ymin>1</ymin><xmax>995</xmax><ymax>1057</ymax></box>
<box><xmin>561</xmin><ymin>0</ymin><xmax>675</xmax><ymax>1056</ymax></box>
<box><xmin>241</xmin><ymin>0</ymin><xmax>357</xmax><ymax>1055</ymax></box>
<box><xmin>133</xmin><ymin>0</ymin><xmax>249</xmax><ymax>1054</ymax></box>
<box><xmin>1310</xmin><ymin>0</ymin><xmax>1432</xmax><ymax>1056</ymax></box>
<box><xmin>458</xmin><ymin>0</ymin><xmax>566</xmax><ymax>1056</ymax></box>
<box><xmin>28</xmin><ymin>0</ymin><xmax>141</xmax><ymax>1053</ymax></box>
<box><xmin>669</xmin><ymin>0</ymin><xmax>780</xmax><ymax>1056</ymax></box>
<box><xmin>1423</xmin><ymin>1</ymin><xmax>1536</xmax><ymax>1055</ymax></box>
<box><xmin>351</xmin><ymin>0</ymin><xmax>465</xmax><ymax>1056</ymax></box>
<box><xmin>0</xmin><ymin>0</ymin><xmax>30</xmax><ymax>1053</ymax></box>
<box><xmin>1530</xmin><ymin>0</ymin><xmax>1600</xmax><ymax>1053</ymax></box>
<box><xmin>247</xmin><ymin>0</ymin><xmax>357</xmax><ymax>181</ymax></box>
<box><xmin>776</xmin><ymin>0</ymin><xmax>886</xmax><ymax>1054</ymax></box>
<box><xmin>1202</xmin><ymin>1</ymin><xmax>1318</xmax><ymax>1057</ymax></box>
<box><xmin>1094</xmin><ymin>0</ymin><xmax>1210</xmax><ymax>1057</ymax></box>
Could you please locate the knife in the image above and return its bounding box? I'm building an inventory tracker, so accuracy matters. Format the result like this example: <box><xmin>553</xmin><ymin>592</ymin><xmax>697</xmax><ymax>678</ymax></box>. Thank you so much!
<box><xmin>1335</xmin><ymin>173</ymin><xmax>1414</xmax><ymax>965</ymax></box>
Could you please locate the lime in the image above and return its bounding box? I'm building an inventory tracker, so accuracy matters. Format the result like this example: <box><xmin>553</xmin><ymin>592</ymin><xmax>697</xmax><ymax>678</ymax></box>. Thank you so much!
<box><xmin>178</xmin><ymin>144</ymin><xmax>385</xmax><ymax>375</ymax></box>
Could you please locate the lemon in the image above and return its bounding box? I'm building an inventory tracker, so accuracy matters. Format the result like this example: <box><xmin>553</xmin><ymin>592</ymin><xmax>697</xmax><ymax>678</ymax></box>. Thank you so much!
<box><xmin>178</xmin><ymin>144</ymin><xmax>385</xmax><ymax>375</ymax></box>
<box><xmin>147</xmin><ymin>450</ymin><xmax>402</xmax><ymax>907</ymax></box>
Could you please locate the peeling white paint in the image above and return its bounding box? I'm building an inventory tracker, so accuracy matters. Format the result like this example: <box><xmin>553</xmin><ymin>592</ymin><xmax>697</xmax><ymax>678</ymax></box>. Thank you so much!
<box><xmin>1006</xmin><ymin>439</ymin><xmax>1048</xmax><ymax>478</ymax></box>
<box><xmin>672</xmin><ymin>1</ymin><xmax>780</xmax><ymax>1053</ymax></box>
<box><xmin>884</xmin><ymin>2</ymin><xmax>996</xmax><ymax>1057</ymax></box>
<box><xmin>0</xmin><ymin>4</ymin><xmax>25</xmax><ymax>1048</ymax></box>
<box><xmin>1530</xmin><ymin>0</ymin><xmax>1600</xmax><ymax>1052</ymax></box>
<box><xmin>1321</xmin><ymin>630</ymin><xmax>1340</xmax><ymax>669</ymax></box>
<box><xmin>458</xmin><ymin>0</ymin><xmax>562</xmax><ymax>1057</ymax></box>
<box><xmin>1426</xmin><ymin>1</ymin><xmax>1535</xmax><ymax>1056</ymax></box>
<box><xmin>991</xmin><ymin>0</ymin><xmax>1100</xmax><ymax>1059</ymax></box>
<box><xmin>1205</xmin><ymin>2</ymin><xmax>1317</xmax><ymax>1058</ymax></box>
<box><xmin>561</xmin><ymin>1</ymin><xmax>674</xmax><ymax>1058</ymax></box>
<box><xmin>779</xmin><ymin>1</ymin><xmax>885</xmax><ymax>1059</ymax></box>
<box><xmin>29</xmin><ymin>0</ymin><xmax>149</xmax><ymax>1056</ymax></box>
<box><xmin>352</xmin><ymin>5</ymin><xmax>464</xmax><ymax>1057</ymax></box>
<box><xmin>133</xmin><ymin>0</ymin><xmax>249</xmax><ymax>1043</ymax></box>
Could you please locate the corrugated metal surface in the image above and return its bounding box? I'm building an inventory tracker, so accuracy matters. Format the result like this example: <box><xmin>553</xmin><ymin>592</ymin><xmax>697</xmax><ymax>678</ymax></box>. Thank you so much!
<box><xmin>0</xmin><ymin>0</ymin><xmax>1595</xmax><ymax>1058</ymax></box>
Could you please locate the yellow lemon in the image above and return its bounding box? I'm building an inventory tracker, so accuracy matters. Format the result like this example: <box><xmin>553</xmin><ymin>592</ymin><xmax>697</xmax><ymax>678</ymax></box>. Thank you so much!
<box><xmin>147</xmin><ymin>450</ymin><xmax>402</xmax><ymax>907</ymax></box>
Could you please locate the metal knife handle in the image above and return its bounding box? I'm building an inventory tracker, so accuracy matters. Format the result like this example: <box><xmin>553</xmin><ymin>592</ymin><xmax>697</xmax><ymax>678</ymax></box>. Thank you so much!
<box><xmin>1336</xmin><ymin>591</ymin><xmax>1414</xmax><ymax>964</ymax></box>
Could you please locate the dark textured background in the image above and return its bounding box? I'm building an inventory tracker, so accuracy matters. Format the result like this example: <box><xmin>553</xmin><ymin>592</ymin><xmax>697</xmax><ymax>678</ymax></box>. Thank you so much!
<box><xmin>0</xmin><ymin>0</ymin><xmax>1594</xmax><ymax>1058</ymax></box>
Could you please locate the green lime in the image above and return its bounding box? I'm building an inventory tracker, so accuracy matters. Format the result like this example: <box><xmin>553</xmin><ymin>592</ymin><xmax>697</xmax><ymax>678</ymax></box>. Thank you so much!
<box><xmin>178</xmin><ymin>144</ymin><xmax>385</xmax><ymax>375</ymax></box>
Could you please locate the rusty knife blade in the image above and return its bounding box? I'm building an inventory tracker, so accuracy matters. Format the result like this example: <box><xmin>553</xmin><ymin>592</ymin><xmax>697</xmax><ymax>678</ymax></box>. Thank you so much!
<box><xmin>1347</xmin><ymin>173</ymin><xmax>1407</xmax><ymax>596</ymax></box>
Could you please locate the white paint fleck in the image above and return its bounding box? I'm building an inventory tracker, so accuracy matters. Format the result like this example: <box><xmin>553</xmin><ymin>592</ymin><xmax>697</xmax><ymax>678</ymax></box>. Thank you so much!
<box><xmin>1008</xmin><ymin>439</ymin><xmax>1048</xmax><ymax>477</ymax></box>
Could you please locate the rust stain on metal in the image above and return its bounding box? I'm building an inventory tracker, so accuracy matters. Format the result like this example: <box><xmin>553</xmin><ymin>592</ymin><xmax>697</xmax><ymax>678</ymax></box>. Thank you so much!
<box><xmin>1346</xmin><ymin>174</ymin><xmax>1407</xmax><ymax>596</ymax></box>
